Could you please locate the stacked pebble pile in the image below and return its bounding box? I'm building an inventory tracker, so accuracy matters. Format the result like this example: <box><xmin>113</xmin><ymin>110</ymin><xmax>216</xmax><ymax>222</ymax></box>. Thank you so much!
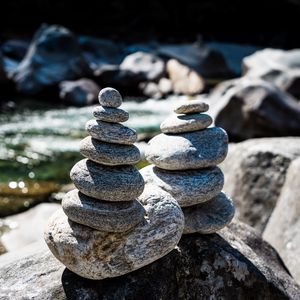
<box><xmin>44</xmin><ymin>88</ymin><xmax>184</xmax><ymax>280</ymax></box>
<box><xmin>142</xmin><ymin>100</ymin><xmax>235</xmax><ymax>234</ymax></box>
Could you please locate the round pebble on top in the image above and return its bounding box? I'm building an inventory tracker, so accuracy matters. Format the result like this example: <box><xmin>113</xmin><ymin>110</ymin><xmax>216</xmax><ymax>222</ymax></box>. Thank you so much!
<box><xmin>174</xmin><ymin>100</ymin><xmax>209</xmax><ymax>114</ymax></box>
<box><xmin>98</xmin><ymin>87</ymin><xmax>122</xmax><ymax>108</ymax></box>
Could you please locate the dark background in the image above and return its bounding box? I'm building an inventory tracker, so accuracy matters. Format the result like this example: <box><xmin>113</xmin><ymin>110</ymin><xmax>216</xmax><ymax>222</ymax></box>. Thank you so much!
<box><xmin>1</xmin><ymin>0</ymin><xmax>300</xmax><ymax>47</ymax></box>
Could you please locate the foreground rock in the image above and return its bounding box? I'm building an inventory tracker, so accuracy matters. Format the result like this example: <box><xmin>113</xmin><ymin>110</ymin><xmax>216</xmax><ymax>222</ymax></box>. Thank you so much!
<box><xmin>243</xmin><ymin>48</ymin><xmax>300</xmax><ymax>99</ymax></box>
<box><xmin>221</xmin><ymin>137</ymin><xmax>300</xmax><ymax>233</ymax></box>
<box><xmin>11</xmin><ymin>24</ymin><xmax>90</xmax><ymax>94</ymax></box>
<box><xmin>1</xmin><ymin>221</ymin><xmax>300</xmax><ymax>299</ymax></box>
<box><xmin>263</xmin><ymin>157</ymin><xmax>300</xmax><ymax>284</ymax></box>
<box><xmin>209</xmin><ymin>77</ymin><xmax>300</xmax><ymax>140</ymax></box>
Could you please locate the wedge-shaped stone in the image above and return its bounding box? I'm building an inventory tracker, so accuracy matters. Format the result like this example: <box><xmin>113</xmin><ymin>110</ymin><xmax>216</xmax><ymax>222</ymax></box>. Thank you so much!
<box><xmin>173</xmin><ymin>100</ymin><xmax>209</xmax><ymax>114</ymax></box>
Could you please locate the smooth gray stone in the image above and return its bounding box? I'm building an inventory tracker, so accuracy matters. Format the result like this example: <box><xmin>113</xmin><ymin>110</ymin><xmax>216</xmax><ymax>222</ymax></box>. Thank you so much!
<box><xmin>70</xmin><ymin>159</ymin><xmax>144</xmax><ymax>201</ymax></box>
<box><xmin>86</xmin><ymin>119</ymin><xmax>137</xmax><ymax>145</ymax></box>
<box><xmin>93</xmin><ymin>106</ymin><xmax>129</xmax><ymax>123</ymax></box>
<box><xmin>174</xmin><ymin>100</ymin><xmax>209</xmax><ymax>114</ymax></box>
<box><xmin>44</xmin><ymin>185</ymin><xmax>184</xmax><ymax>280</ymax></box>
<box><xmin>183</xmin><ymin>192</ymin><xmax>235</xmax><ymax>234</ymax></box>
<box><xmin>98</xmin><ymin>87</ymin><xmax>122</xmax><ymax>108</ymax></box>
<box><xmin>141</xmin><ymin>165</ymin><xmax>224</xmax><ymax>207</ymax></box>
<box><xmin>62</xmin><ymin>189</ymin><xmax>145</xmax><ymax>232</ymax></box>
<box><xmin>160</xmin><ymin>113</ymin><xmax>212</xmax><ymax>133</ymax></box>
<box><xmin>146</xmin><ymin>127</ymin><xmax>228</xmax><ymax>170</ymax></box>
<box><xmin>80</xmin><ymin>136</ymin><xmax>140</xmax><ymax>166</ymax></box>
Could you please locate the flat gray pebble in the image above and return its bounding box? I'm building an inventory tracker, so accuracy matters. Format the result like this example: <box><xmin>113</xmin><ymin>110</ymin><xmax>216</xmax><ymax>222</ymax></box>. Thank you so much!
<box><xmin>86</xmin><ymin>119</ymin><xmax>137</xmax><ymax>145</ymax></box>
<box><xmin>183</xmin><ymin>192</ymin><xmax>235</xmax><ymax>234</ymax></box>
<box><xmin>70</xmin><ymin>159</ymin><xmax>144</xmax><ymax>201</ymax></box>
<box><xmin>98</xmin><ymin>87</ymin><xmax>122</xmax><ymax>108</ymax></box>
<box><xmin>93</xmin><ymin>106</ymin><xmax>129</xmax><ymax>123</ymax></box>
<box><xmin>80</xmin><ymin>136</ymin><xmax>140</xmax><ymax>166</ymax></box>
<box><xmin>160</xmin><ymin>113</ymin><xmax>212</xmax><ymax>133</ymax></box>
<box><xmin>141</xmin><ymin>165</ymin><xmax>224</xmax><ymax>207</ymax></box>
<box><xmin>146</xmin><ymin>127</ymin><xmax>228</xmax><ymax>170</ymax></box>
<box><xmin>62</xmin><ymin>189</ymin><xmax>145</xmax><ymax>232</ymax></box>
<box><xmin>174</xmin><ymin>100</ymin><xmax>209</xmax><ymax>114</ymax></box>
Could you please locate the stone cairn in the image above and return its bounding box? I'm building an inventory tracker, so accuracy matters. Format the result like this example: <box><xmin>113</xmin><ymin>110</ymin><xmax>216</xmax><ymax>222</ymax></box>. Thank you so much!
<box><xmin>142</xmin><ymin>100</ymin><xmax>235</xmax><ymax>234</ymax></box>
<box><xmin>44</xmin><ymin>87</ymin><xmax>184</xmax><ymax>280</ymax></box>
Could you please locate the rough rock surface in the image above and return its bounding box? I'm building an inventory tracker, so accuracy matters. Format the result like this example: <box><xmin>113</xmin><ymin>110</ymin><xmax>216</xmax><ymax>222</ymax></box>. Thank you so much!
<box><xmin>141</xmin><ymin>165</ymin><xmax>224</xmax><ymax>207</ymax></box>
<box><xmin>160</xmin><ymin>113</ymin><xmax>212</xmax><ymax>133</ymax></box>
<box><xmin>209</xmin><ymin>77</ymin><xmax>300</xmax><ymax>140</ymax></box>
<box><xmin>263</xmin><ymin>157</ymin><xmax>300</xmax><ymax>284</ymax></box>
<box><xmin>93</xmin><ymin>106</ymin><xmax>129</xmax><ymax>123</ymax></box>
<box><xmin>98</xmin><ymin>87</ymin><xmax>122</xmax><ymax>108</ymax></box>
<box><xmin>80</xmin><ymin>136</ymin><xmax>140</xmax><ymax>165</ymax></box>
<box><xmin>11</xmin><ymin>24</ymin><xmax>90</xmax><ymax>94</ymax></box>
<box><xmin>70</xmin><ymin>158</ymin><xmax>144</xmax><ymax>201</ymax></box>
<box><xmin>183</xmin><ymin>192</ymin><xmax>235</xmax><ymax>234</ymax></box>
<box><xmin>146</xmin><ymin>127</ymin><xmax>228</xmax><ymax>170</ymax></box>
<box><xmin>1</xmin><ymin>221</ymin><xmax>300</xmax><ymax>299</ymax></box>
<box><xmin>221</xmin><ymin>137</ymin><xmax>300</xmax><ymax>233</ymax></box>
<box><xmin>174</xmin><ymin>100</ymin><xmax>209</xmax><ymax>114</ymax></box>
<box><xmin>45</xmin><ymin>185</ymin><xmax>184</xmax><ymax>280</ymax></box>
<box><xmin>62</xmin><ymin>189</ymin><xmax>145</xmax><ymax>232</ymax></box>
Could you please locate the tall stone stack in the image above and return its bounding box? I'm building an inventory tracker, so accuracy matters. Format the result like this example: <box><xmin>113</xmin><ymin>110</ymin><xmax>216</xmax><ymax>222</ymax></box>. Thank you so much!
<box><xmin>142</xmin><ymin>100</ymin><xmax>235</xmax><ymax>234</ymax></box>
<box><xmin>44</xmin><ymin>88</ymin><xmax>184</xmax><ymax>280</ymax></box>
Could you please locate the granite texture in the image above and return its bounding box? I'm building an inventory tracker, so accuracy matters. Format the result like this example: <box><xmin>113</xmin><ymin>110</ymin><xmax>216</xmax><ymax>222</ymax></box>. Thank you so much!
<box><xmin>70</xmin><ymin>159</ymin><xmax>144</xmax><ymax>201</ymax></box>
<box><xmin>86</xmin><ymin>119</ymin><xmax>137</xmax><ymax>145</ymax></box>
<box><xmin>98</xmin><ymin>87</ymin><xmax>122</xmax><ymax>108</ymax></box>
<box><xmin>80</xmin><ymin>136</ymin><xmax>140</xmax><ymax>166</ymax></box>
<box><xmin>183</xmin><ymin>192</ymin><xmax>235</xmax><ymax>234</ymax></box>
<box><xmin>146</xmin><ymin>127</ymin><xmax>228</xmax><ymax>170</ymax></box>
<box><xmin>141</xmin><ymin>165</ymin><xmax>224</xmax><ymax>207</ymax></box>
<box><xmin>93</xmin><ymin>106</ymin><xmax>129</xmax><ymax>123</ymax></box>
<box><xmin>174</xmin><ymin>100</ymin><xmax>209</xmax><ymax>114</ymax></box>
<box><xmin>160</xmin><ymin>113</ymin><xmax>212</xmax><ymax>134</ymax></box>
<box><xmin>44</xmin><ymin>185</ymin><xmax>184</xmax><ymax>280</ymax></box>
<box><xmin>62</xmin><ymin>189</ymin><xmax>145</xmax><ymax>232</ymax></box>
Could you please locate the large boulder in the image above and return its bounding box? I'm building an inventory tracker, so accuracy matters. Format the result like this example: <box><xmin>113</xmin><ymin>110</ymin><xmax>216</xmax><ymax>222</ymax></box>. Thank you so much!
<box><xmin>209</xmin><ymin>77</ymin><xmax>300</xmax><ymax>140</ymax></box>
<box><xmin>1</xmin><ymin>39</ymin><xmax>29</xmax><ymax>61</ymax></box>
<box><xmin>221</xmin><ymin>137</ymin><xmax>300</xmax><ymax>233</ymax></box>
<box><xmin>0</xmin><ymin>221</ymin><xmax>299</xmax><ymax>299</ymax></box>
<box><xmin>11</xmin><ymin>24</ymin><xmax>90</xmax><ymax>95</ymax></box>
<box><xmin>243</xmin><ymin>48</ymin><xmax>300</xmax><ymax>99</ymax></box>
<box><xmin>263</xmin><ymin>157</ymin><xmax>300</xmax><ymax>284</ymax></box>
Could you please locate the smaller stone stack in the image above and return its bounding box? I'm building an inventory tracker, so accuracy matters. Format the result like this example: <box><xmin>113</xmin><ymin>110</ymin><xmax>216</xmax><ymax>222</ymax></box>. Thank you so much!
<box><xmin>44</xmin><ymin>88</ymin><xmax>184</xmax><ymax>280</ymax></box>
<box><xmin>143</xmin><ymin>100</ymin><xmax>235</xmax><ymax>234</ymax></box>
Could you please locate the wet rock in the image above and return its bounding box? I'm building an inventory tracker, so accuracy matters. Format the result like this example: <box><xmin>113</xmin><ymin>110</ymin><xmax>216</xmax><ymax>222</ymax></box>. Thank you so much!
<box><xmin>1</xmin><ymin>39</ymin><xmax>29</xmax><ymax>61</ymax></box>
<box><xmin>263</xmin><ymin>157</ymin><xmax>300</xmax><ymax>284</ymax></box>
<box><xmin>11</xmin><ymin>24</ymin><xmax>90</xmax><ymax>94</ymax></box>
<box><xmin>2</xmin><ymin>221</ymin><xmax>300</xmax><ymax>299</ymax></box>
<box><xmin>221</xmin><ymin>137</ymin><xmax>300</xmax><ymax>233</ymax></box>
<box><xmin>59</xmin><ymin>78</ymin><xmax>100</xmax><ymax>106</ymax></box>
<box><xmin>209</xmin><ymin>77</ymin><xmax>300</xmax><ymax>140</ymax></box>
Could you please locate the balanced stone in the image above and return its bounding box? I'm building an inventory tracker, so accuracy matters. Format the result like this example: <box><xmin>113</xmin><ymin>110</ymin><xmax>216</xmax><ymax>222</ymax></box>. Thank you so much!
<box><xmin>174</xmin><ymin>100</ymin><xmax>209</xmax><ymax>114</ymax></box>
<box><xmin>183</xmin><ymin>192</ymin><xmax>235</xmax><ymax>234</ymax></box>
<box><xmin>80</xmin><ymin>136</ymin><xmax>140</xmax><ymax>166</ymax></box>
<box><xmin>160</xmin><ymin>113</ymin><xmax>212</xmax><ymax>134</ymax></box>
<box><xmin>86</xmin><ymin>120</ymin><xmax>137</xmax><ymax>145</ymax></box>
<box><xmin>98</xmin><ymin>87</ymin><xmax>122</xmax><ymax>108</ymax></box>
<box><xmin>141</xmin><ymin>165</ymin><xmax>224</xmax><ymax>207</ymax></box>
<box><xmin>70</xmin><ymin>159</ymin><xmax>144</xmax><ymax>201</ymax></box>
<box><xmin>62</xmin><ymin>189</ymin><xmax>145</xmax><ymax>232</ymax></box>
<box><xmin>146</xmin><ymin>127</ymin><xmax>228</xmax><ymax>170</ymax></box>
<box><xmin>93</xmin><ymin>106</ymin><xmax>129</xmax><ymax>123</ymax></box>
<box><xmin>44</xmin><ymin>185</ymin><xmax>184</xmax><ymax>280</ymax></box>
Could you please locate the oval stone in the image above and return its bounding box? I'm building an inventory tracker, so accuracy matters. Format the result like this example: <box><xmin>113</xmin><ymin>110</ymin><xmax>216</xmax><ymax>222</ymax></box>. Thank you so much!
<box><xmin>146</xmin><ymin>127</ymin><xmax>228</xmax><ymax>170</ymax></box>
<box><xmin>62</xmin><ymin>189</ymin><xmax>145</xmax><ymax>232</ymax></box>
<box><xmin>70</xmin><ymin>159</ymin><xmax>144</xmax><ymax>201</ymax></box>
<box><xmin>80</xmin><ymin>136</ymin><xmax>140</xmax><ymax>166</ymax></box>
<box><xmin>160</xmin><ymin>113</ymin><xmax>212</xmax><ymax>134</ymax></box>
<box><xmin>141</xmin><ymin>165</ymin><xmax>224</xmax><ymax>207</ymax></box>
<box><xmin>86</xmin><ymin>119</ymin><xmax>137</xmax><ymax>145</ymax></box>
<box><xmin>183</xmin><ymin>192</ymin><xmax>235</xmax><ymax>234</ymax></box>
<box><xmin>93</xmin><ymin>106</ymin><xmax>129</xmax><ymax>123</ymax></box>
<box><xmin>98</xmin><ymin>87</ymin><xmax>122</xmax><ymax>108</ymax></box>
<box><xmin>44</xmin><ymin>185</ymin><xmax>184</xmax><ymax>280</ymax></box>
<box><xmin>174</xmin><ymin>100</ymin><xmax>209</xmax><ymax>114</ymax></box>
